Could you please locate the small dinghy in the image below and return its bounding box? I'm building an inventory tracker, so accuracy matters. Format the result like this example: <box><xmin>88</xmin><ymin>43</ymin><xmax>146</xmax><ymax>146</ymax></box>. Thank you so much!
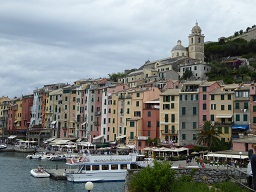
<box><xmin>30</xmin><ymin>165</ymin><xmax>50</xmax><ymax>178</ymax></box>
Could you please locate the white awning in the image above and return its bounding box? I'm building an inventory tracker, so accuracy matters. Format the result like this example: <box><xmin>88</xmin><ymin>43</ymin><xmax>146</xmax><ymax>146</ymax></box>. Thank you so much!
<box><xmin>51</xmin><ymin>121</ymin><xmax>57</xmax><ymax>125</ymax></box>
<box><xmin>77</xmin><ymin>142</ymin><xmax>94</xmax><ymax>147</ymax></box>
<box><xmin>81</xmin><ymin>122</ymin><xmax>86</xmax><ymax>126</ymax></box>
<box><xmin>116</xmin><ymin>135</ymin><xmax>126</xmax><ymax>139</ymax></box>
<box><xmin>93</xmin><ymin>135</ymin><xmax>104</xmax><ymax>140</ymax></box>
<box><xmin>44</xmin><ymin>138</ymin><xmax>56</xmax><ymax>143</ymax></box>
<box><xmin>216</xmin><ymin>114</ymin><xmax>233</xmax><ymax>118</ymax></box>
<box><xmin>126</xmin><ymin>144</ymin><xmax>136</xmax><ymax>149</ymax></box>
<box><xmin>8</xmin><ymin>135</ymin><xmax>17</xmax><ymax>139</ymax></box>
<box><xmin>204</xmin><ymin>153</ymin><xmax>248</xmax><ymax>160</ymax></box>
<box><xmin>54</xmin><ymin>139</ymin><xmax>70</xmax><ymax>145</ymax></box>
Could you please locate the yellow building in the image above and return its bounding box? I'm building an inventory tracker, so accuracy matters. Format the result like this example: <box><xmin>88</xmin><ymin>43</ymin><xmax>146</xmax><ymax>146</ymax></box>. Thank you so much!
<box><xmin>159</xmin><ymin>89</ymin><xmax>180</xmax><ymax>144</ymax></box>
<box><xmin>14</xmin><ymin>98</ymin><xmax>22</xmax><ymax>130</ymax></box>
<box><xmin>121</xmin><ymin>87</ymin><xmax>161</xmax><ymax>148</ymax></box>
<box><xmin>209</xmin><ymin>85</ymin><xmax>235</xmax><ymax>142</ymax></box>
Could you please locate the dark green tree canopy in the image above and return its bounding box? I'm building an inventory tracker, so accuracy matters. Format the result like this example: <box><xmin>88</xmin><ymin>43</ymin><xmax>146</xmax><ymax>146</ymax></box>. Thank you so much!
<box><xmin>196</xmin><ymin>121</ymin><xmax>221</xmax><ymax>151</ymax></box>
<box><xmin>108</xmin><ymin>72</ymin><xmax>127</xmax><ymax>82</ymax></box>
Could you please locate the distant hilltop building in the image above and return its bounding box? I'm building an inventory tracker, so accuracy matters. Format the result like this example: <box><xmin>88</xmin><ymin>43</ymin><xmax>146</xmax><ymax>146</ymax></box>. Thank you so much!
<box><xmin>228</xmin><ymin>25</ymin><xmax>256</xmax><ymax>42</ymax></box>
<box><xmin>119</xmin><ymin>22</ymin><xmax>210</xmax><ymax>88</ymax></box>
<box><xmin>171</xmin><ymin>22</ymin><xmax>205</xmax><ymax>62</ymax></box>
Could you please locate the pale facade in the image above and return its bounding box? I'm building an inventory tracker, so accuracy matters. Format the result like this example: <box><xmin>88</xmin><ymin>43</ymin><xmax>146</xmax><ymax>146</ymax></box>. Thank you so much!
<box><xmin>159</xmin><ymin>89</ymin><xmax>180</xmax><ymax>145</ymax></box>
<box><xmin>0</xmin><ymin>96</ymin><xmax>10</xmax><ymax>137</ymax></box>
<box><xmin>232</xmin><ymin>84</ymin><xmax>250</xmax><ymax>137</ymax></box>
<box><xmin>179</xmin><ymin>62</ymin><xmax>210</xmax><ymax>80</ymax></box>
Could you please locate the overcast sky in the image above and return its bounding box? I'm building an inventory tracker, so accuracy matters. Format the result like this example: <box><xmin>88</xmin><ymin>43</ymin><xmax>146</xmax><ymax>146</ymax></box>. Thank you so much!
<box><xmin>0</xmin><ymin>0</ymin><xmax>255</xmax><ymax>98</ymax></box>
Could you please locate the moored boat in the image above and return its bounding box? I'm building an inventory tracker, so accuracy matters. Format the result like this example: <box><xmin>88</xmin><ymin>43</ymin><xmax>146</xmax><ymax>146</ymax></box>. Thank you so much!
<box><xmin>26</xmin><ymin>152</ymin><xmax>45</xmax><ymax>159</ymax></box>
<box><xmin>0</xmin><ymin>144</ymin><xmax>7</xmax><ymax>150</ymax></box>
<box><xmin>30</xmin><ymin>165</ymin><xmax>50</xmax><ymax>178</ymax></box>
<box><xmin>49</xmin><ymin>154</ymin><xmax>66</xmax><ymax>161</ymax></box>
<box><xmin>65</xmin><ymin>153</ymin><xmax>137</xmax><ymax>182</ymax></box>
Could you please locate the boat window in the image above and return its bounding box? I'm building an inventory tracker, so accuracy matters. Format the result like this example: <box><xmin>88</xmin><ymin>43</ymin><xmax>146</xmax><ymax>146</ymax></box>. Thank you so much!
<box><xmin>85</xmin><ymin>165</ymin><xmax>90</xmax><ymax>171</ymax></box>
<box><xmin>92</xmin><ymin>165</ymin><xmax>99</xmax><ymax>170</ymax></box>
<box><xmin>102</xmin><ymin>165</ymin><xmax>109</xmax><ymax>170</ymax></box>
<box><xmin>121</xmin><ymin>164</ymin><xmax>127</xmax><ymax>170</ymax></box>
<box><xmin>111</xmin><ymin>164</ymin><xmax>118</xmax><ymax>170</ymax></box>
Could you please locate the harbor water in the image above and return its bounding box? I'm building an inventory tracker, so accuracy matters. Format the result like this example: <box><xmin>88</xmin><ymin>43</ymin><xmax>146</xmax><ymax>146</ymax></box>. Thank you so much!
<box><xmin>0</xmin><ymin>152</ymin><xmax>125</xmax><ymax>192</ymax></box>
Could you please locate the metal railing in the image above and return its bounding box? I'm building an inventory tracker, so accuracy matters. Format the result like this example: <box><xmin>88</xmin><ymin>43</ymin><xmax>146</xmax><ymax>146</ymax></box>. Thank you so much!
<box><xmin>227</xmin><ymin>164</ymin><xmax>256</xmax><ymax>191</ymax></box>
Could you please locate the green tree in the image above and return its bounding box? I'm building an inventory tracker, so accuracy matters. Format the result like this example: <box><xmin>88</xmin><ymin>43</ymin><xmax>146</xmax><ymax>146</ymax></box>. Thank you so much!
<box><xmin>182</xmin><ymin>69</ymin><xmax>193</xmax><ymax>80</ymax></box>
<box><xmin>108</xmin><ymin>72</ymin><xmax>127</xmax><ymax>82</ymax></box>
<box><xmin>127</xmin><ymin>161</ymin><xmax>176</xmax><ymax>192</ymax></box>
<box><xmin>196</xmin><ymin>121</ymin><xmax>221</xmax><ymax>151</ymax></box>
<box><xmin>238</xmin><ymin>65</ymin><xmax>250</xmax><ymax>81</ymax></box>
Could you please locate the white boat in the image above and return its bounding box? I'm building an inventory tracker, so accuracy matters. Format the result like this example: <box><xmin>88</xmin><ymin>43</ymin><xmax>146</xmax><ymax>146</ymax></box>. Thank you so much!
<box><xmin>49</xmin><ymin>154</ymin><xmax>66</xmax><ymax>161</ymax></box>
<box><xmin>30</xmin><ymin>166</ymin><xmax>50</xmax><ymax>178</ymax></box>
<box><xmin>65</xmin><ymin>153</ymin><xmax>137</xmax><ymax>182</ymax></box>
<box><xmin>26</xmin><ymin>152</ymin><xmax>44</xmax><ymax>159</ymax></box>
<box><xmin>0</xmin><ymin>144</ymin><xmax>7</xmax><ymax>149</ymax></box>
<box><xmin>40</xmin><ymin>153</ymin><xmax>55</xmax><ymax>160</ymax></box>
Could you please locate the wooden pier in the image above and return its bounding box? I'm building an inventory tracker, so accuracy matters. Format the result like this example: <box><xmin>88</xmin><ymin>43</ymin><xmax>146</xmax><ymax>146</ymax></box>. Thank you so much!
<box><xmin>46</xmin><ymin>168</ymin><xmax>67</xmax><ymax>180</ymax></box>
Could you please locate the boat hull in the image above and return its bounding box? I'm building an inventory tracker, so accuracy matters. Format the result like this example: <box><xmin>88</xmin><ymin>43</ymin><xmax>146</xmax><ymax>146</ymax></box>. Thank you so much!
<box><xmin>66</xmin><ymin>170</ymin><xmax>127</xmax><ymax>182</ymax></box>
<box><xmin>0</xmin><ymin>145</ymin><xmax>7</xmax><ymax>149</ymax></box>
<box><xmin>30</xmin><ymin>169</ymin><xmax>50</xmax><ymax>178</ymax></box>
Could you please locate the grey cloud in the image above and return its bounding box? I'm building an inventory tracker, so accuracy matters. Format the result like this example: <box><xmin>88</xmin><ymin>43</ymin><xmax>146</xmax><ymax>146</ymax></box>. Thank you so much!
<box><xmin>0</xmin><ymin>0</ymin><xmax>255</xmax><ymax>98</ymax></box>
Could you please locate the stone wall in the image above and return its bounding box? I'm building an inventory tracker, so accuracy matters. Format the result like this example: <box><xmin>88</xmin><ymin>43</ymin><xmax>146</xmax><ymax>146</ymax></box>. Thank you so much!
<box><xmin>174</xmin><ymin>168</ymin><xmax>238</xmax><ymax>184</ymax></box>
<box><xmin>127</xmin><ymin>167</ymin><xmax>240</xmax><ymax>185</ymax></box>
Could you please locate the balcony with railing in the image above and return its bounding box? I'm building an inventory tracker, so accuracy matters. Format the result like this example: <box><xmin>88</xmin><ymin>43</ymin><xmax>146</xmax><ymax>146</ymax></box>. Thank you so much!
<box><xmin>137</xmin><ymin>136</ymin><xmax>149</xmax><ymax>140</ymax></box>
<box><xmin>118</xmin><ymin>95</ymin><xmax>125</xmax><ymax>99</ymax></box>
<box><xmin>126</xmin><ymin>94</ymin><xmax>132</xmax><ymax>99</ymax></box>
<box><xmin>214</xmin><ymin>121</ymin><xmax>234</xmax><ymax>126</ymax></box>
<box><xmin>94</xmin><ymin>122</ymin><xmax>100</xmax><ymax>126</ymax></box>
<box><xmin>161</xmin><ymin>129</ymin><xmax>177</xmax><ymax>136</ymax></box>
<box><xmin>95</xmin><ymin>111</ymin><xmax>101</xmax><ymax>116</ymax></box>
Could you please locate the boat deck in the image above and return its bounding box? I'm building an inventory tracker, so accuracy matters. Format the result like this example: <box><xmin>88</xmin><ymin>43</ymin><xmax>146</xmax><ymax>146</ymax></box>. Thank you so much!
<box><xmin>46</xmin><ymin>168</ymin><xmax>67</xmax><ymax>180</ymax></box>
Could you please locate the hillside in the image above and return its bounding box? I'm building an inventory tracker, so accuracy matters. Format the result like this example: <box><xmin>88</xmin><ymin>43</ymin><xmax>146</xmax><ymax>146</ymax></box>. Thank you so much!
<box><xmin>205</xmin><ymin>38</ymin><xmax>256</xmax><ymax>84</ymax></box>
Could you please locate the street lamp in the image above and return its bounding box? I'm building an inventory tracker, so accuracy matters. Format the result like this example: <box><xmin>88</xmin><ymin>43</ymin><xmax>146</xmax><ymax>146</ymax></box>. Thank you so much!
<box><xmin>239</xmin><ymin>151</ymin><xmax>242</xmax><ymax>184</ymax></box>
<box><xmin>239</xmin><ymin>151</ymin><xmax>242</xmax><ymax>168</ymax></box>
<box><xmin>85</xmin><ymin>181</ymin><xmax>94</xmax><ymax>192</ymax></box>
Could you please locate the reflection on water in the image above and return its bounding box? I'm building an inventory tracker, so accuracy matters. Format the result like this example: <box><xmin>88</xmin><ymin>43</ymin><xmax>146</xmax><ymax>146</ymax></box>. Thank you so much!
<box><xmin>0</xmin><ymin>152</ymin><xmax>125</xmax><ymax>192</ymax></box>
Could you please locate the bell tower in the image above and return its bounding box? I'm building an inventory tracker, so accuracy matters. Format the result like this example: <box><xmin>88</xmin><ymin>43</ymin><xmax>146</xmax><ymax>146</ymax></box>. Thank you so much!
<box><xmin>188</xmin><ymin>22</ymin><xmax>205</xmax><ymax>62</ymax></box>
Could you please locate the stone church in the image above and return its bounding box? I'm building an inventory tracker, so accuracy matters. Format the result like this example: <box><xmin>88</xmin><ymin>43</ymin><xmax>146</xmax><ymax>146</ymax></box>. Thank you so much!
<box><xmin>119</xmin><ymin>22</ymin><xmax>211</xmax><ymax>87</ymax></box>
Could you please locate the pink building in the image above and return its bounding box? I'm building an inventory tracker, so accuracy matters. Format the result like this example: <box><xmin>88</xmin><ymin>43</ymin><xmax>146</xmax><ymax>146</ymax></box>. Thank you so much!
<box><xmin>140</xmin><ymin>99</ymin><xmax>160</xmax><ymax>150</ymax></box>
<box><xmin>21</xmin><ymin>95</ymin><xmax>33</xmax><ymax>130</ymax></box>
<box><xmin>198</xmin><ymin>81</ymin><xmax>221</xmax><ymax>128</ymax></box>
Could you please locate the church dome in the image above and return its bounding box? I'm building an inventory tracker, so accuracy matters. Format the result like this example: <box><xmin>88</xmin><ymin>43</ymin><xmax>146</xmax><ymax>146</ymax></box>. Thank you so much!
<box><xmin>192</xmin><ymin>22</ymin><xmax>201</xmax><ymax>34</ymax></box>
<box><xmin>171</xmin><ymin>40</ymin><xmax>188</xmax><ymax>58</ymax></box>
<box><xmin>171</xmin><ymin>40</ymin><xmax>187</xmax><ymax>51</ymax></box>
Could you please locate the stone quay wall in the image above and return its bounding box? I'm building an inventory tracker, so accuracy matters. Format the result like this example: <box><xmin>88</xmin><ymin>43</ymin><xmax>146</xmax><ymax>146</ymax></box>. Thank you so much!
<box><xmin>174</xmin><ymin>168</ymin><xmax>239</xmax><ymax>184</ymax></box>
<box><xmin>127</xmin><ymin>167</ymin><xmax>240</xmax><ymax>185</ymax></box>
